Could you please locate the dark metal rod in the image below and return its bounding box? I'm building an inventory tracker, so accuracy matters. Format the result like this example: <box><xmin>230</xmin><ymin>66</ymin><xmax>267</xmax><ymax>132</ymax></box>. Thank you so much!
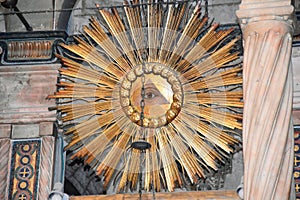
<box><xmin>139</xmin><ymin>152</ymin><xmax>143</xmax><ymax>200</ymax></box>
<box><xmin>14</xmin><ymin>6</ymin><xmax>33</xmax><ymax>31</ymax></box>
<box><xmin>205</xmin><ymin>0</ymin><xmax>208</xmax><ymax>17</ymax></box>
<box><xmin>52</xmin><ymin>0</ymin><xmax>56</xmax><ymax>30</ymax></box>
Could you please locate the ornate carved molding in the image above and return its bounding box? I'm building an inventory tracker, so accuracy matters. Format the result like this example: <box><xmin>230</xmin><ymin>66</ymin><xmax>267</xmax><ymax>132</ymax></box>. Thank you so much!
<box><xmin>0</xmin><ymin>31</ymin><xmax>67</xmax><ymax>65</ymax></box>
<box><xmin>69</xmin><ymin>190</ymin><xmax>240</xmax><ymax>200</ymax></box>
<box><xmin>236</xmin><ymin>0</ymin><xmax>294</xmax><ymax>29</ymax></box>
<box><xmin>237</xmin><ymin>1</ymin><xmax>294</xmax><ymax>199</ymax></box>
<box><xmin>7</xmin><ymin>40</ymin><xmax>53</xmax><ymax>61</ymax></box>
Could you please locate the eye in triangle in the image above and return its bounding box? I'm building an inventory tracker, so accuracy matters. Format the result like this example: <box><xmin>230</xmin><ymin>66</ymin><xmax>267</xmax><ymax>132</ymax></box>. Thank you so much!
<box><xmin>131</xmin><ymin>75</ymin><xmax>172</xmax><ymax>117</ymax></box>
<box><xmin>144</xmin><ymin>78</ymin><xmax>171</xmax><ymax>105</ymax></box>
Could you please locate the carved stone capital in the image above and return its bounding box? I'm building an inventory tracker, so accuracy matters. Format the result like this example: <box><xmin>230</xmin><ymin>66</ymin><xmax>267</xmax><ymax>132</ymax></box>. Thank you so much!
<box><xmin>242</xmin><ymin>19</ymin><xmax>293</xmax><ymax>43</ymax></box>
<box><xmin>236</xmin><ymin>0</ymin><xmax>294</xmax><ymax>29</ymax></box>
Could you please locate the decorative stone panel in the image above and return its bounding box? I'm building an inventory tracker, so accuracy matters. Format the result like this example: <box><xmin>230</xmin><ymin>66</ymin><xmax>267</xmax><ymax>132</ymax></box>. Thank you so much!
<box><xmin>0</xmin><ymin>137</ymin><xmax>56</xmax><ymax>200</ymax></box>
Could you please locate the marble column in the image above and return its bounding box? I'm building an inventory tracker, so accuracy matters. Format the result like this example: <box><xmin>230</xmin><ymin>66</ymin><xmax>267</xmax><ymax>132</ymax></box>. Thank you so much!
<box><xmin>236</xmin><ymin>1</ymin><xmax>295</xmax><ymax>199</ymax></box>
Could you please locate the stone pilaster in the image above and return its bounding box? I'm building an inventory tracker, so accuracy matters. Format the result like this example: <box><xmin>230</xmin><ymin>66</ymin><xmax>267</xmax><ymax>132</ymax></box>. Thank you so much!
<box><xmin>236</xmin><ymin>1</ymin><xmax>294</xmax><ymax>199</ymax></box>
<box><xmin>0</xmin><ymin>32</ymin><xmax>64</xmax><ymax>200</ymax></box>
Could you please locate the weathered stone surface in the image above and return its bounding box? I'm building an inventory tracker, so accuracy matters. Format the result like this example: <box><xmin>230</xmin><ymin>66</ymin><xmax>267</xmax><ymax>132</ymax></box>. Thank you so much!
<box><xmin>292</xmin><ymin>47</ymin><xmax>300</xmax><ymax>125</ymax></box>
<box><xmin>11</xmin><ymin>124</ymin><xmax>39</xmax><ymax>139</ymax></box>
<box><xmin>0</xmin><ymin>124</ymin><xmax>11</xmax><ymax>138</ymax></box>
<box><xmin>293</xmin><ymin>47</ymin><xmax>300</xmax><ymax>113</ymax></box>
<box><xmin>208</xmin><ymin>0</ymin><xmax>240</xmax><ymax>24</ymax></box>
<box><xmin>0</xmin><ymin>64</ymin><xmax>58</xmax><ymax>126</ymax></box>
<box><xmin>0</xmin><ymin>7</ymin><xmax>5</xmax><ymax>32</ymax></box>
<box><xmin>70</xmin><ymin>0</ymin><xmax>241</xmax><ymax>34</ymax></box>
<box><xmin>223</xmin><ymin>151</ymin><xmax>243</xmax><ymax>190</ymax></box>
<box><xmin>39</xmin><ymin>122</ymin><xmax>54</xmax><ymax>136</ymax></box>
<box><xmin>0</xmin><ymin>63</ymin><xmax>59</xmax><ymax>139</ymax></box>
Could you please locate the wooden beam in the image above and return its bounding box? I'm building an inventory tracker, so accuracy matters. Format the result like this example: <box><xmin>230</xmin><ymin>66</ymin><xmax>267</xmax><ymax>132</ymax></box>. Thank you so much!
<box><xmin>69</xmin><ymin>190</ymin><xmax>240</xmax><ymax>200</ymax></box>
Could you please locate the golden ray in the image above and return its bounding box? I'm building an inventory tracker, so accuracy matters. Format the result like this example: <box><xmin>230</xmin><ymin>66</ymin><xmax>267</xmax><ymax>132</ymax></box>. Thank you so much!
<box><xmin>157</xmin><ymin>127</ymin><xmax>183</xmax><ymax>191</ymax></box>
<box><xmin>145</xmin><ymin>130</ymin><xmax>161</xmax><ymax>191</ymax></box>
<box><xmin>185</xmin><ymin>91</ymin><xmax>243</xmax><ymax>107</ymax></box>
<box><xmin>171</xmin><ymin>120</ymin><xmax>221</xmax><ymax>170</ymax></box>
<box><xmin>124</xmin><ymin>0</ymin><xmax>145</xmax><ymax>62</ymax></box>
<box><xmin>48</xmin><ymin>0</ymin><xmax>243</xmax><ymax>193</ymax></box>
<box><xmin>167</xmin><ymin>126</ymin><xmax>205</xmax><ymax>182</ymax></box>
<box><xmin>159</xmin><ymin>3</ymin><xmax>187</xmax><ymax>64</ymax></box>
<box><xmin>99</xmin><ymin>8</ymin><xmax>138</xmax><ymax>65</ymax></box>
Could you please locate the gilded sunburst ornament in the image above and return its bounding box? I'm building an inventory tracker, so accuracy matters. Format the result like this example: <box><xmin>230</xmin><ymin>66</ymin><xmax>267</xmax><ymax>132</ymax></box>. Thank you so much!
<box><xmin>49</xmin><ymin>0</ymin><xmax>243</xmax><ymax>193</ymax></box>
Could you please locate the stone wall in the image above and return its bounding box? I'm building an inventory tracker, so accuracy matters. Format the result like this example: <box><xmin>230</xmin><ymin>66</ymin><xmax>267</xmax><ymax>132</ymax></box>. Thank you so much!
<box><xmin>70</xmin><ymin>0</ymin><xmax>240</xmax><ymax>34</ymax></box>
<box><xmin>0</xmin><ymin>7</ymin><xmax>5</xmax><ymax>32</ymax></box>
<box><xmin>0</xmin><ymin>0</ymin><xmax>240</xmax><ymax>33</ymax></box>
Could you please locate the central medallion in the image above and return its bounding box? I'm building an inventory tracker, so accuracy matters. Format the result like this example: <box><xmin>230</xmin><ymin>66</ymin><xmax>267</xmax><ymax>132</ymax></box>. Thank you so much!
<box><xmin>120</xmin><ymin>62</ymin><xmax>183</xmax><ymax>128</ymax></box>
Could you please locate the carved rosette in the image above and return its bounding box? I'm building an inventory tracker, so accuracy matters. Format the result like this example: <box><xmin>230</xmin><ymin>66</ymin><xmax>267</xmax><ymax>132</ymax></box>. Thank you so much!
<box><xmin>237</xmin><ymin>2</ymin><xmax>294</xmax><ymax>199</ymax></box>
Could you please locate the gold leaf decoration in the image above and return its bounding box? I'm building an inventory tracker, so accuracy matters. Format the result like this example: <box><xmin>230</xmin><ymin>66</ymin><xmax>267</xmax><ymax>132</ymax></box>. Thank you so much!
<box><xmin>48</xmin><ymin>0</ymin><xmax>242</xmax><ymax>193</ymax></box>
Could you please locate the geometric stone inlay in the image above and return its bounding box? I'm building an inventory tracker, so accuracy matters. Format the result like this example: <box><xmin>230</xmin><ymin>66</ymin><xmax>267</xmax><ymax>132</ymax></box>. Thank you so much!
<box><xmin>8</xmin><ymin>139</ymin><xmax>41</xmax><ymax>200</ymax></box>
<box><xmin>294</xmin><ymin>129</ymin><xmax>300</xmax><ymax>198</ymax></box>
